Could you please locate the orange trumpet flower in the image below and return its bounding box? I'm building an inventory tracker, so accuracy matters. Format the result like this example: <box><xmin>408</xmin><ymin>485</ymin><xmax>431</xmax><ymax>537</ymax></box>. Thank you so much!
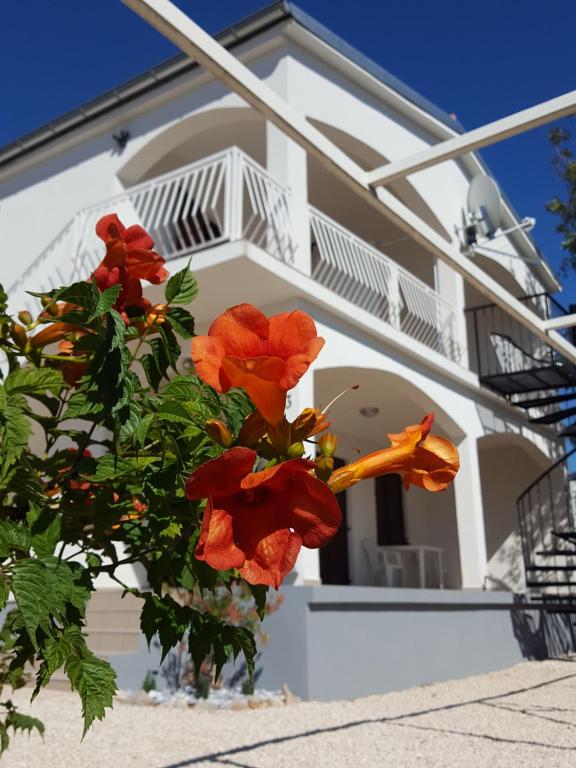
<box><xmin>327</xmin><ymin>413</ymin><xmax>459</xmax><ymax>494</ymax></box>
<box><xmin>191</xmin><ymin>304</ymin><xmax>324</xmax><ymax>426</ymax></box>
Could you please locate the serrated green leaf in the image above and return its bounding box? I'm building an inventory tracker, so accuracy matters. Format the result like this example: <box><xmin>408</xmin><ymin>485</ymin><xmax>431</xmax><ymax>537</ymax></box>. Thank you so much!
<box><xmin>88</xmin><ymin>284</ymin><xmax>121</xmax><ymax>321</ymax></box>
<box><xmin>0</xmin><ymin>520</ymin><xmax>31</xmax><ymax>558</ymax></box>
<box><xmin>65</xmin><ymin>651</ymin><xmax>117</xmax><ymax>737</ymax></box>
<box><xmin>0</xmin><ymin>398</ymin><xmax>31</xmax><ymax>476</ymax></box>
<box><xmin>165</xmin><ymin>265</ymin><xmax>198</xmax><ymax>305</ymax></box>
<box><xmin>0</xmin><ymin>576</ymin><xmax>9</xmax><ymax>611</ymax></box>
<box><xmin>11</xmin><ymin>561</ymin><xmax>51</xmax><ymax>650</ymax></box>
<box><xmin>89</xmin><ymin>454</ymin><xmax>160</xmax><ymax>482</ymax></box>
<box><xmin>166</xmin><ymin>307</ymin><xmax>195</xmax><ymax>339</ymax></box>
<box><xmin>64</xmin><ymin>388</ymin><xmax>105</xmax><ymax>420</ymax></box>
<box><xmin>140</xmin><ymin>594</ymin><xmax>191</xmax><ymax>661</ymax></box>
<box><xmin>27</xmin><ymin>505</ymin><xmax>61</xmax><ymax>559</ymax></box>
<box><xmin>141</xmin><ymin>352</ymin><xmax>163</xmax><ymax>392</ymax></box>
<box><xmin>29</xmin><ymin>281</ymin><xmax>100</xmax><ymax>312</ymax></box>
<box><xmin>248</xmin><ymin>584</ymin><xmax>269</xmax><ymax>621</ymax></box>
<box><xmin>134</xmin><ymin>413</ymin><xmax>155</xmax><ymax>448</ymax></box>
<box><xmin>230</xmin><ymin>626</ymin><xmax>257</xmax><ymax>691</ymax></box>
<box><xmin>159</xmin><ymin>325</ymin><xmax>182</xmax><ymax>371</ymax></box>
<box><xmin>5</xmin><ymin>367</ymin><xmax>64</xmax><ymax>396</ymax></box>
<box><xmin>5</xmin><ymin>709</ymin><xmax>45</xmax><ymax>738</ymax></box>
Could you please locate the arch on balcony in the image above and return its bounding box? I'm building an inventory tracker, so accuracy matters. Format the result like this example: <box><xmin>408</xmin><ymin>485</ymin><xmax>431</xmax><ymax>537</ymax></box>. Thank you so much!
<box><xmin>313</xmin><ymin>365</ymin><xmax>464</xmax><ymax>589</ymax></box>
<box><xmin>118</xmin><ymin>107</ymin><xmax>267</xmax><ymax>186</ymax></box>
<box><xmin>478</xmin><ymin>431</ymin><xmax>552</xmax><ymax>592</ymax></box>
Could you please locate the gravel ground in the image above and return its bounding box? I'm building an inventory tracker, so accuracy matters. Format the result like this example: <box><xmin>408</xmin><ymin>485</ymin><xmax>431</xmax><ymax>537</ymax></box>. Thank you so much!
<box><xmin>3</xmin><ymin>659</ymin><xmax>576</xmax><ymax>768</ymax></box>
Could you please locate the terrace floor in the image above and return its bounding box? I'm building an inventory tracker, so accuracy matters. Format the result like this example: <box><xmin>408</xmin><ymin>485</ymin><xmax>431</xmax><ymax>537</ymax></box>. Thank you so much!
<box><xmin>5</xmin><ymin>658</ymin><xmax>576</xmax><ymax>767</ymax></box>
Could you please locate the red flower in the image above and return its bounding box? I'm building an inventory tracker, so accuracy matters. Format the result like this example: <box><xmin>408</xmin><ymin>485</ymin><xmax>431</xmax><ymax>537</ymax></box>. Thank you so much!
<box><xmin>191</xmin><ymin>304</ymin><xmax>324</xmax><ymax>426</ymax></box>
<box><xmin>185</xmin><ymin>447</ymin><xmax>341</xmax><ymax>588</ymax></box>
<box><xmin>92</xmin><ymin>214</ymin><xmax>168</xmax><ymax>316</ymax></box>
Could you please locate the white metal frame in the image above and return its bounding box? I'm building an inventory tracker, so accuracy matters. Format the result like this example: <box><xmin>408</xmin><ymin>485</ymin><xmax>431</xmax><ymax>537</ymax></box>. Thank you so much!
<box><xmin>123</xmin><ymin>0</ymin><xmax>576</xmax><ymax>356</ymax></box>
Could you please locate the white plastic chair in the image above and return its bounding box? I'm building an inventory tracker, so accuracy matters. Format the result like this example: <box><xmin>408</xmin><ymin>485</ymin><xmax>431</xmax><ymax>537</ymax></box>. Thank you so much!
<box><xmin>361</xmin><ymin>540</ymin><xmax>405</xmax><ymax>587</ymax></box>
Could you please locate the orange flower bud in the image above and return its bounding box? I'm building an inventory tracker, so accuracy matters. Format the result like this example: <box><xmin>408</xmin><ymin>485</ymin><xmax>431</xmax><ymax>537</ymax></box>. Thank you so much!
<box><xmin>286</xmin><ymin>441</ymin><xmax>305</xmax><ymax>459</ymax></box>
<box><xmin>9</xmin><ymin>323</ymin><xmax>28</xmax><ymax>350</ymax></box>
<box><xmin>291</xmin><ymin>408</ymin><xmax>318</xmax><ymax>442</ymax></box>
<box><xmin>267</xmin><ymin>417</ymin><xmax>292</xmax><ymax>455</ymax></box>
<box><xmin>237</xmin><ymin>410</ymin><xmax>267</xmax><ymax>448</ymax></box>
<box><xmin>315</xmin><ymin>455</ymin><xmax>334</xmax><ymax>482</ymax></box>
<box><xmin>205</xmin><ymin>419</ymin><xmax>234</xmax><ymax>448</ymax></box>
<box><xmin>30</xmin><ymin>323</ymin><xmax>77</xmax><ymax>349</ymax></box>
<box><xmin>319</xmin><ymin>432</ymin><xmax>337</xmax><ymax>458</ymax></box>
<box><xmin>17</xmin><ymin>310</ymin><xmax>32</xmax><ymax>326</ymax></box>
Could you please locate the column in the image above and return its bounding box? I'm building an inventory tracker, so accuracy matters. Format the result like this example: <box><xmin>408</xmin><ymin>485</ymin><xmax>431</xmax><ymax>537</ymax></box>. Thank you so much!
<box><xmin>453</xmin><ymin>436</ymin><xmax>488</xmax><ymax>588</ymax></box>
<box><xmin>435</xmin><ymin>258</ymin><xmax>469</xmax><ymax>367</ymax></box>
<box><xmin>266</xmin><ymin>122</ymin><xmax>310</xmax><ymax>275</ymax></box>
<box><xmin>287</xmin><ymin>368</ymin><xmax>322</xmax><ymax>585</ymax></box>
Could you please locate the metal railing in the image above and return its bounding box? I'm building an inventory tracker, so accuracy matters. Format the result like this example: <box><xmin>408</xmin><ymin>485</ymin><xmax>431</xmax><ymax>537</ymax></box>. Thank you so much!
<box><xmin>310</xmin><ymin>208</ymin><xmax>461</xmax><ymax>362</ymax></box>
<box><xmin>9</xmin><ymin>147</ymin><xmax>463</xmax><ymax>366</ymax></box>
<box><xmin>517</xmin><ymin>447</ymin><xmax>576</xmax><ymax>594</ymax></box>
<box><xmin>9</xmin><ymin>147</ymin><xmax>294</xmax><ymax>312</ymax></box>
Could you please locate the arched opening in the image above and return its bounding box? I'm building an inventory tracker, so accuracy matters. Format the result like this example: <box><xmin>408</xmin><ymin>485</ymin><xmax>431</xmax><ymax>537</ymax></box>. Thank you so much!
<box><xmin>478</xmin><ymin>432</ymin><xmax>552</xmax><ymax>592</ymax></box>
<box><xmin>119</xmin><ymin>107</ymin><xmax>267</xmax><ymax>186</ymax></box>
<box><xmin>314</xmin><ymin>366</ymin><xmax>464</xmax><ymax>589</ymax></box>
<box><xmin>308</xmin><ymin>119</ymin><xmax>452</xmax><ymax>289</ymax></box>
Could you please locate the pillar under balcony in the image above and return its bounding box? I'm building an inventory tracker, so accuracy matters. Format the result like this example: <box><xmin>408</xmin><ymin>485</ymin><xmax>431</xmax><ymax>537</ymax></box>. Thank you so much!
<box><xmin>435</xmin><ymin>259</ymin><xmax>469</xmax><ymax>366</ymax></box>
<box><xmin>266</xmin><ymin>122</ymin><xmax>311</xmax><ymax>276</ymax></box>
<box><xmin>453</xmin><ymin>436</ymin><xmax>488</xmax><ymax>588</ymax></box>
<box><xmin>285</xmin><ymin>368</ymin><xmax>322</xmax><ymax>585</ymax></box>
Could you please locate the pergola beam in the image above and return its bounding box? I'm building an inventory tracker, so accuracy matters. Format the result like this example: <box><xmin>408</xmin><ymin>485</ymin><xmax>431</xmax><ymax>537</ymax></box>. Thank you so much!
<box><xmin>365</xmin><ymin>90</ymin><xmax>576</xmax><ymax>186</ymax></box>
<box><xmin>122</xmin><ymin>0</ymin><xmax>576</xmax><ymax>366</ymax></box>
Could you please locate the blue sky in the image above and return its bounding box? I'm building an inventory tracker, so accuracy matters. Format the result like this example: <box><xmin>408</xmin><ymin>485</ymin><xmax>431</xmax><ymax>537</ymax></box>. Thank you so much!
<box><xmin>2</xmin><ymin>0</ymin><xmax>575</xmax><ymax>299</ymax></box>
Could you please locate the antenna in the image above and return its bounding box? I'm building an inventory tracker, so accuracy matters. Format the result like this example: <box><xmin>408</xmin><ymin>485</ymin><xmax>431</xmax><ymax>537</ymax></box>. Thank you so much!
<box><xmin>458</xmin><ymin>173</ymin><xmax>536</xmax><ymax>252</ymax></box>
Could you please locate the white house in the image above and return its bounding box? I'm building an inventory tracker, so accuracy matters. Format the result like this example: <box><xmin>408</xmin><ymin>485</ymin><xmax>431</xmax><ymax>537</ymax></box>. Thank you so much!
<box><xmin>2</xmin><ymin>2</ymin><xmax>575</xmax><ymax>697</ymax></box>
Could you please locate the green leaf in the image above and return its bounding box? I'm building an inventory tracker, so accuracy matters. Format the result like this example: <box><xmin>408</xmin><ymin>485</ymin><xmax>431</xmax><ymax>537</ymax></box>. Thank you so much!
<box><xmin>134</xmin><ymin>413</ymin><xmax>155</xmax><ymax>448</ymax></box>
<box><xmin>28</xmin><ymin>505</ymin><xmax>62</xmax><ymax>559</ymax></box>
<box><xmin>64</xmin><ymin>387</ymin><xmax>106</xmax><ymax>421</ymax></box>
<box><xmin>0</xmin><ymin>396</ymin><xmax>31</xmax><ymax>476</ymax></box>
<box><xmin>248</xmin><ymin>584</ymin><xmax>269</xmax><ymax>621</ymax></box>
<box><xmin>11</xmin><ymin>560</ymin><xmax>52</xmax><ymax>650</ymax></box>
<box><xmin>141</xmin><ymin>352</ymin><xmax>163</xmax><ymax>392</ymax></box>
<box><xmin>5</xmin><ymin>367</ymin><xmax>64</xmax><ymax>396</ymax></box>
<box><xmin>0</xmin><ymin>576</ymin><xmax>9</xmax><ymax>611</ymax></box>
<box><xmin>65</xmin><ymin>650</ymin><xmax>117</xmax><ymax>736</ymax></box>
<box><xmin>28</xmin><ymin>281</ymin><xmax>100</xmax><ymax>312</ymax></box>
<box><xmin>166</xmin><ymin>307</ymin><xmax>195</xmax><ymax>339</ymax></box>
<box><xmin>0</xmin><ymin>520</ymin><xmax>31</xmax><ymax>558</ymax></box>
<box><xmin>140</xmin><ymin>594</ymin><xmax>191</xmax><ymax>661</ymax></box>
<box><xmin>159</xmin><ymin>326</ymin><xmax>181</xmax><ymax>371</ymax></box>
<box><xmin>165</xmin><ymin>265</ymin><xmax>198</xmax><ymax>305</ymax></box>
<box><xmin>89</xmin><ymin>454</ymin><xmax>160</xmax><ymax>482</ymax></box>
<box><xmin>5</xmin><ymin>709</ymin><xmax>45</xmax><ymax>739</ymax></box>
<box><xmin>230</xmin><ymin>626</ymin><xmax>257</xmax><ymax>691</ymax></box>
<box><xmin>88</xmin><ymin>284</ymin><xmax>122</xmax><ymax>321</ymax></box>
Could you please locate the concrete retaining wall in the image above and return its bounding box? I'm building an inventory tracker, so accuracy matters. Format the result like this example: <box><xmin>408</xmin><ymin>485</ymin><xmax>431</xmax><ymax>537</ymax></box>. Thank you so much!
<box><xmin>257</xmin><ymin>586</ymin><xmax>575</xmax><ymax>699</ymax></box>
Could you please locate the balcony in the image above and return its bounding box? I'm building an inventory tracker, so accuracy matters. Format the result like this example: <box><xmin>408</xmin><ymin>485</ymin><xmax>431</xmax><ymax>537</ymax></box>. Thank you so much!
<box><xmin>11</xmin><ymin>147</ymin><xmax>461</xmax><ymax>365</ymax></box>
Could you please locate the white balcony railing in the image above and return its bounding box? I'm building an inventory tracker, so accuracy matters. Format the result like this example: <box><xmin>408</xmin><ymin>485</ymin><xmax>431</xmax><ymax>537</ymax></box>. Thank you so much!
<box><xmin>9</xmin><ymin>147</ymin><xmax>461</xmax><ymax>365</ymax></box>
<box><xmin>310</xmin><ymin>208</ymin><xmax>461</xmax><ymax>363</ymax></box>
<box><xmin>9</xmin><ymin>148</ymin><xmax>294</xmax><ymax>313</ymax></box>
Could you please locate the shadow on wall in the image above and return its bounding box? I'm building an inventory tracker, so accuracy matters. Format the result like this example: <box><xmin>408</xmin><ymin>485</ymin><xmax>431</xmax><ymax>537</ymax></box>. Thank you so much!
<box><xmin>511</xmin><ymin>595</ymin><xmax>576</xmax><ymax>660</ymax></box>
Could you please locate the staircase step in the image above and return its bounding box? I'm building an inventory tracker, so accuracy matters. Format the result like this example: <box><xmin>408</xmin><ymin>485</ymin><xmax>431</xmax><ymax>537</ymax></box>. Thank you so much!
<box><xmin>553</xmin><ymin>531</ymin><xmax>576</xmax><ymax>541</ymax></box>
<box><xmin>527</xmin><ymin>565</ymin><xmax>576</xmax><ymax>571</ymax></box>
<box><xmin>527</xmin><ymin>580</ymin><xmax>576</xmax><ymax>588</ymax></box>
<box><xmin>536</xmin><ymin>550</ymin><xmax>576</xmax><ymax>556</ymax></box>
<box><xmin>514</xmin><ymin>392</ymin><xmax>576</xmax><ymax>409</ymax></box>
<box><xmin>559</xmin><ymin>420</ymin><xmax>576</xmax><ymax>437</ymax></box>
<box><xmin>530</xmin><ymin>406</ymin><xmax>576</xmax><ymax>425</ymax></box>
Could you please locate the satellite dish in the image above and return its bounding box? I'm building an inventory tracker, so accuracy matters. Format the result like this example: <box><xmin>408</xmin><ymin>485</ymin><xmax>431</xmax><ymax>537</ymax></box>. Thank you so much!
<box><xmin>466</xmin><ymin>174</ymin><xmax>503</xmax><ymax>239</ymax></box>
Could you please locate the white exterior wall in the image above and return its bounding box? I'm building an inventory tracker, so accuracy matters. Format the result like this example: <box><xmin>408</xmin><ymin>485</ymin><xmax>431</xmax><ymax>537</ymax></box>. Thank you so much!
<box><xmin>0</xmin><ymin>23</ymin><xmax>561</xmax><ymax>594</ymax></box>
